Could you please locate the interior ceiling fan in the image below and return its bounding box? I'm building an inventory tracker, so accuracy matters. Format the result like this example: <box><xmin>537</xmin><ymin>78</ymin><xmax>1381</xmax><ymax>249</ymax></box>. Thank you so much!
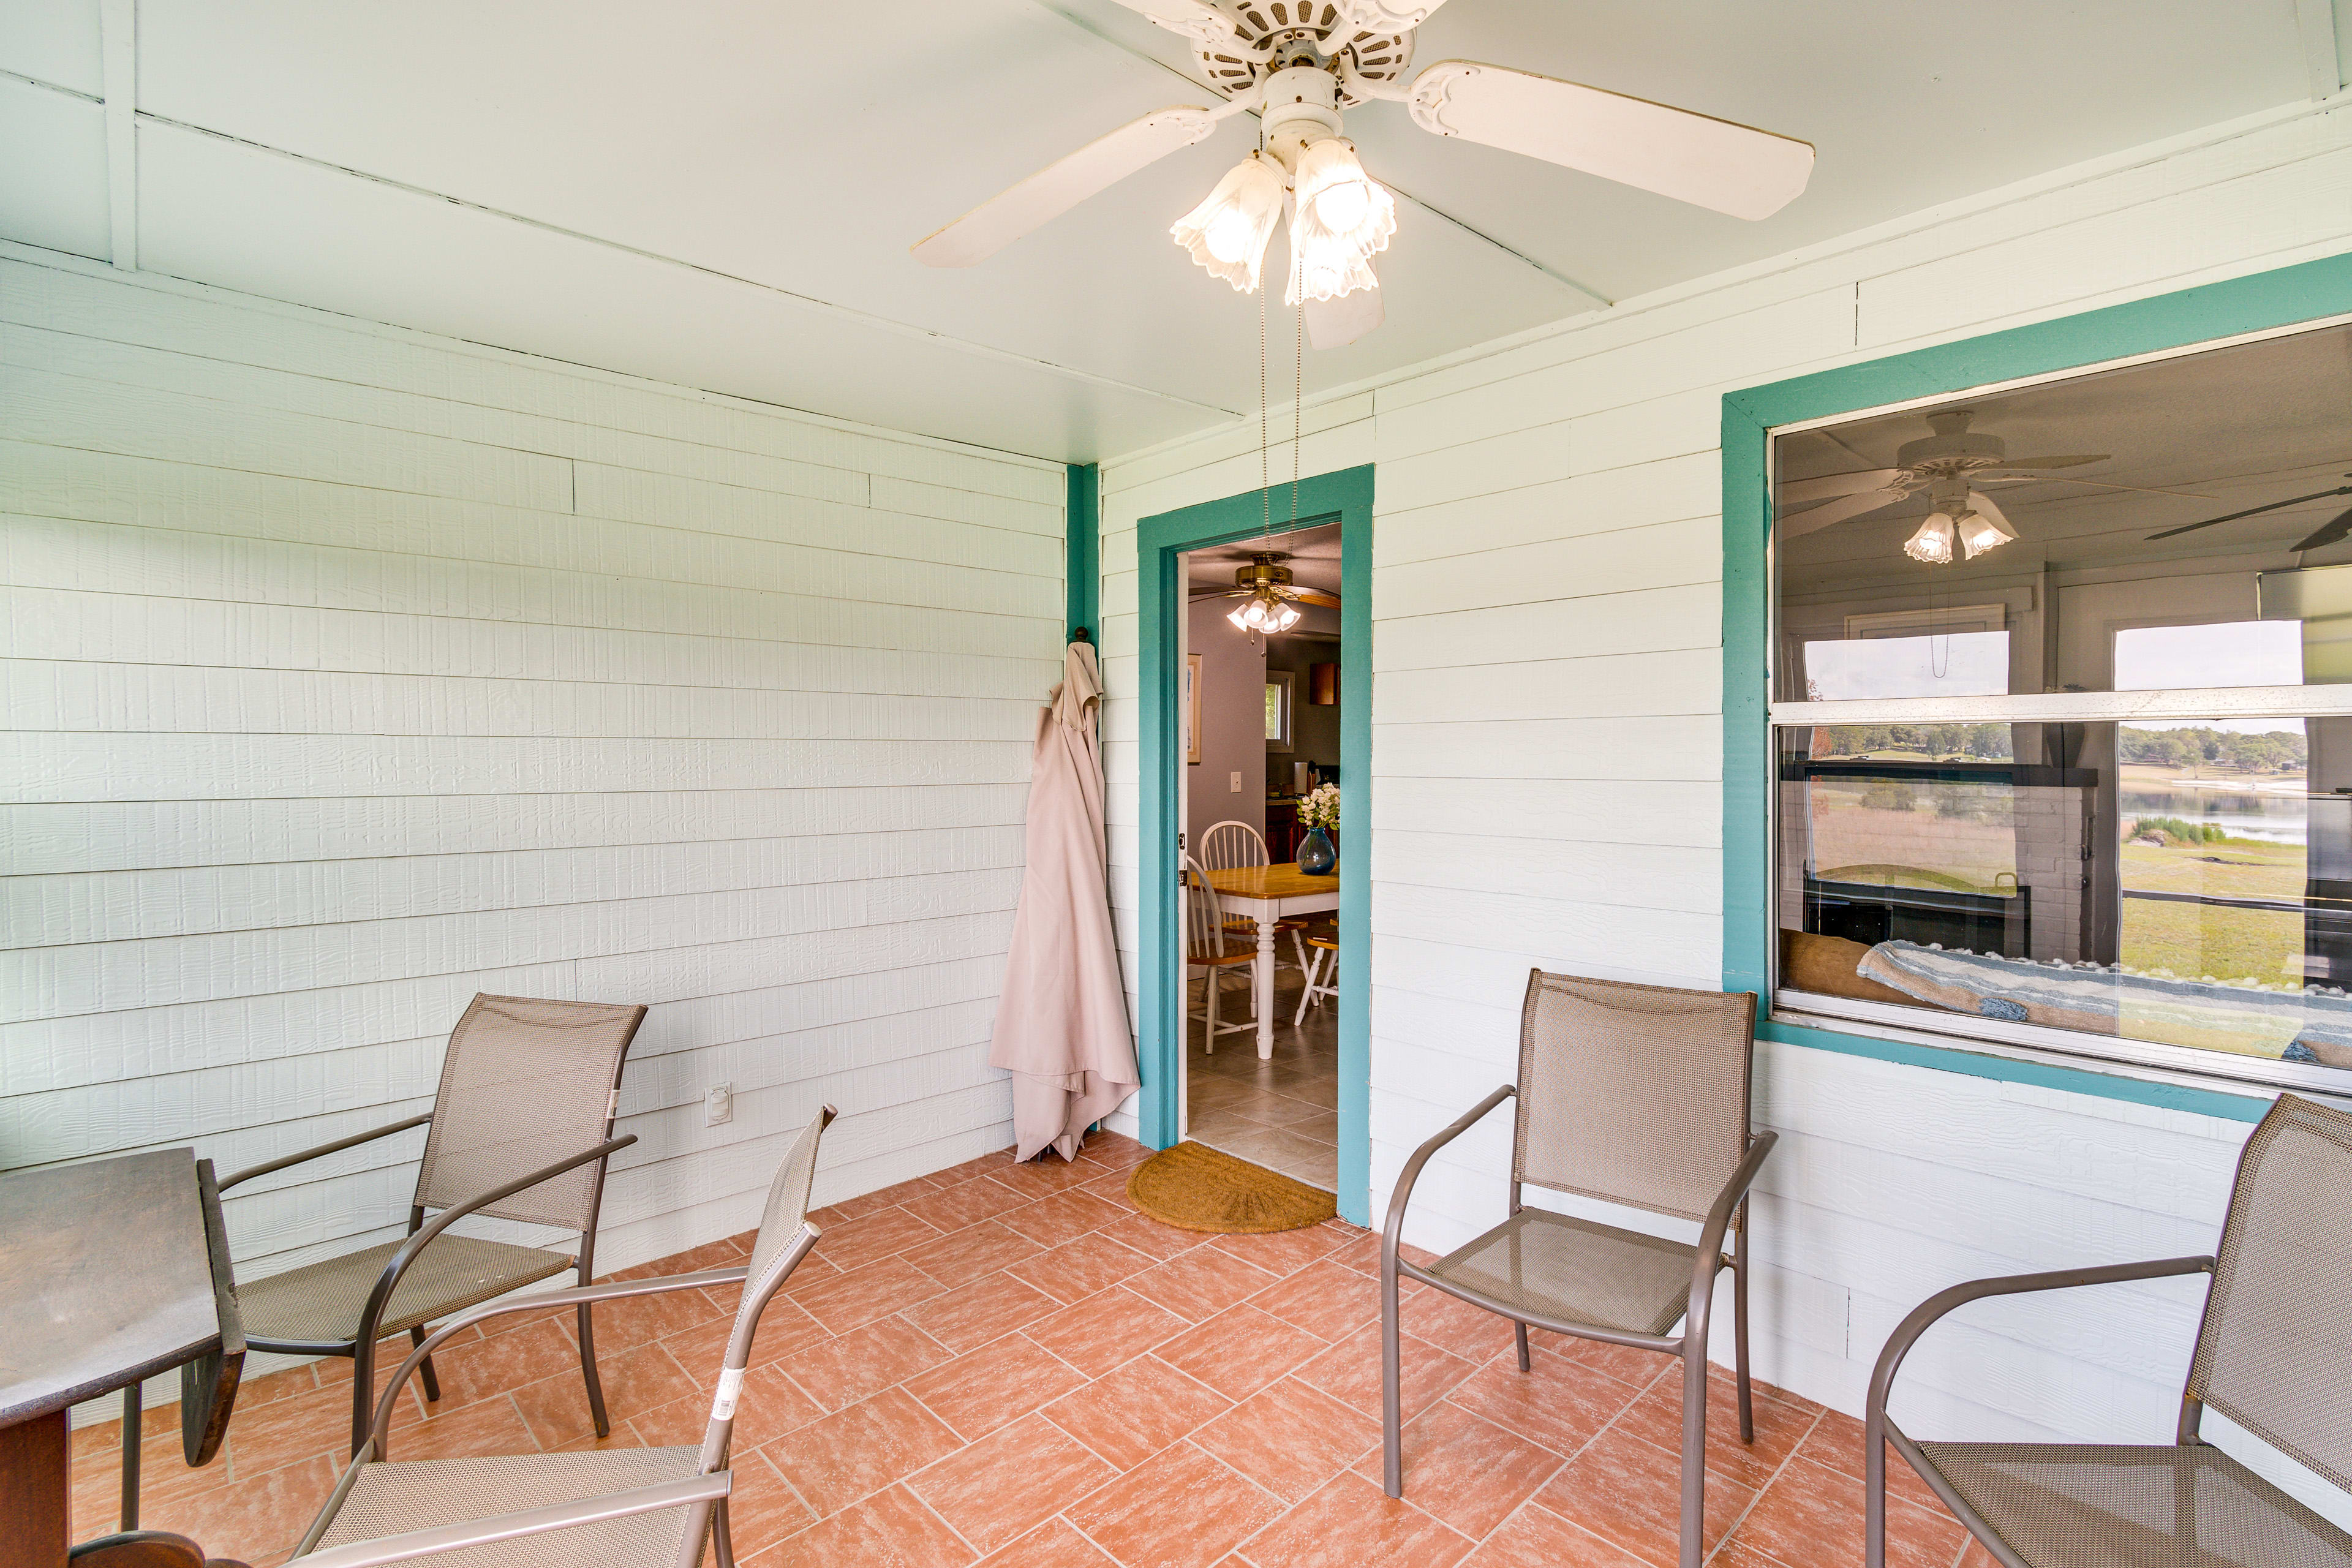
<box><xmin>1191</xmin><ymin>551</ymin><xmax>1338</xmax><ymax>633</ymax></box>
<box><xmin>910</xmin><ymin>0</ymin><xmax>1815</xmax><ymax>349</ymax></box>
<box><xmin>1778</xmin><ymin>410</ymin><xmax>2113</xmax><ymax>564</ymax></box>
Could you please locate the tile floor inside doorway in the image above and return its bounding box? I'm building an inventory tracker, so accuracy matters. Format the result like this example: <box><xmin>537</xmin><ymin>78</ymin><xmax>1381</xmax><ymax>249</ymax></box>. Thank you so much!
<box><xmin>77</xmin><ymin>1131</ymin><xmax>1985</xmax><ymax>1567</ymax></box>
<box><xmin>1185</xmin><ymin>965</ymin><xmax>1342</xmax><ymax>1191</ymax></box>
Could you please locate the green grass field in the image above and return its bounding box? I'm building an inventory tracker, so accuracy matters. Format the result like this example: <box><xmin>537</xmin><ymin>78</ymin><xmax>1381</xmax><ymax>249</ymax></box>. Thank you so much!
<box><xmin>2119</xmin><ymin>833</ymin><xmax>2305</xmax><ymax>982</ymax></box>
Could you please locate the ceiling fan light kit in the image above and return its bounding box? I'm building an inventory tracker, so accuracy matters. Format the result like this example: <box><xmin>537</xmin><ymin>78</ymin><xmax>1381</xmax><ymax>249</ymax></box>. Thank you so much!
<box><xmin>912</xmin><ymin>0</ymin><xmax>1815</xmax><ymax>347</ymax></box>
<box><xmin>1170</xmin><ymin>152</ymin><xmax>1289</xmax><ymax>290</ymax></box>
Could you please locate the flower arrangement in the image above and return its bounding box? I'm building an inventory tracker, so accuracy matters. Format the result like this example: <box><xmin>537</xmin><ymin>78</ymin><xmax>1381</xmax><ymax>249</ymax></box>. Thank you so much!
<box><xmin>1296</xmin><ymin>782</ymin><xmax>1340</xmax><ymax>831</ymax></box>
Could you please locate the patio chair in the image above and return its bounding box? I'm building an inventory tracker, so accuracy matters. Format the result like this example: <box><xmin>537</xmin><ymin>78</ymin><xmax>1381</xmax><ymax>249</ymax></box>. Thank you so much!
<box><xmin>1866</xmin><ymin>1091</ymin><xmax>2352</xmax><ymax>1568</ymax></box>
<box><xmin>283</xmin><ymin>1105</ymin><xmax>836</xmax><ymax>1568</ymax></box>
<box><xmin>219</xmin><ymin>994</ymin><xmax>647</xmax><ymax>1454</ymax></box>
<box><xmin>1381</xmin><ymin>970</ymin><xmax>1772</xmax><ymax>1568</ymax></box>
<box><xmin>1185</xmin><ymin>853</ymin><xmax>1257</xmax><ymax>1052</ymax></box>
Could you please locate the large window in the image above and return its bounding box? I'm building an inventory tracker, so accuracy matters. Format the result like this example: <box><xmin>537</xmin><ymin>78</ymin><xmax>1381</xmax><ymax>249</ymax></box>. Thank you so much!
<box><xmin>1771</xmin><ymin>317</ymin><xmax>2352</xmax><ymax>1087</ymax></box>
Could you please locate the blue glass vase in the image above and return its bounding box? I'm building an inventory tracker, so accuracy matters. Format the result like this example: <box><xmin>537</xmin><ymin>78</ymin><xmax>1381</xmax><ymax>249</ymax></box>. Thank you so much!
<box><xmin>1297</xmin><ymin>826</ymin><xmax>1336</xmax><ymax>875</ymax></box>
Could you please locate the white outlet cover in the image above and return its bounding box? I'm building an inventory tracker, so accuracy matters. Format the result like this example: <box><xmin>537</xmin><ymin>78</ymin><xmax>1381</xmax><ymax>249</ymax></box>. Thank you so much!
<box><xmin>705</xmin><ymin>1082</ymin><xmax>733</xmax><ymax>1126</ymax></box>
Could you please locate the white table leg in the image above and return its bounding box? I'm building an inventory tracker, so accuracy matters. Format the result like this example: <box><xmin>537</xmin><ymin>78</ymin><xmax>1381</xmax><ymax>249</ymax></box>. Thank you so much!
<box><xmin>1254</xmin><ymin>912</ymin><xmax>1277</xmax><ymax>1058</ymax></box>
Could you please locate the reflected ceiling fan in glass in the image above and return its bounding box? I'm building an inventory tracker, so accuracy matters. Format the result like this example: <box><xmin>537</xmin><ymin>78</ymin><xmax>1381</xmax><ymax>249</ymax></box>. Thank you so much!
<box><xmin>1781</xmin><ymin>410</ymin><xmax>2113</xmax><ymax>558</ymax></box>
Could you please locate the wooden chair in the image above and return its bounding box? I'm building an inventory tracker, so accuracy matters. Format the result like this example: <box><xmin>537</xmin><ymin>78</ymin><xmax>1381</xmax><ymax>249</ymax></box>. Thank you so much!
<box><xmin>1185</xmin><ymin>853</ymin><xmax>1256</xmax><ymax>1052</ymax></box>
<box><xmin>220</xmin><ymin>995</ymin><xmax>646</xmax><ymax>1455</ymax></box>
<box><xmin>1197</xmin><ymin>818</ymin><xmax>1312</xmax><ymax>979</ymax></box>
<box><xmin>1292</xmin><ymin>930</ymin><xmax>1340</xmax><ymax>1025</ymax></box>
<box><xmin>284</xmin><ymin>1107</ymin><xmax>836</xmax><ymax>1568</ymax></box>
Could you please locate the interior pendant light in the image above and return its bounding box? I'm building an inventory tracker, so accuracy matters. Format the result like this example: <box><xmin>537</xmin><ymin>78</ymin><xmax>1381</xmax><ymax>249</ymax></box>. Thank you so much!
<box><xmin>1171</xmin><ymin>153</ymin><xmax>1286</xmax><ymax>293</ymax></box>
<box><xmin>1904</xmin><ymin>512</ymin><xmax>1957</xmax><ymax>565</ymax></box>
<box><xmin>1286</xmin><ymin>138</ymin><xmax>1394</xmax><ymax>305</ymax></box>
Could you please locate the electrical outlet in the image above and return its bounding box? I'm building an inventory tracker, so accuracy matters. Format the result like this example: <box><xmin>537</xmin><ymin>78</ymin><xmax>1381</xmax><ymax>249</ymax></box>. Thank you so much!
<box><xmin>1229</xmin><ymin>771</ymin><xmax>1243</xmax><ymax>792</ymax></box>
<box><xmin>704</xmin><ymin>1082</ymin><xmax>733</xmax><ymax>1126</ymax></box>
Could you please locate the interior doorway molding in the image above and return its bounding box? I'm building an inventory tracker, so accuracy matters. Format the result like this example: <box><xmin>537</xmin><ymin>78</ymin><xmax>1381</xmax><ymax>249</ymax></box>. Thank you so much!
<box><xmin>1135</xmin><ymin>464</ymin><xmax>1374</xmax><ymax>1224</ymax></box>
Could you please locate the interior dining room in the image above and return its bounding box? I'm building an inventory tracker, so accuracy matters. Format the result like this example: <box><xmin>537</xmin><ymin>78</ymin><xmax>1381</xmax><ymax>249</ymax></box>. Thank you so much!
<box><xmin>17</xmin><ymin>4</ymin><xmax>2352</xmax><ymax>1568</ymax></box>
<box><xmin>1180</xmin><ymin>521</ymin><xmax>1345</xmax><ymax>1193</ymax></box>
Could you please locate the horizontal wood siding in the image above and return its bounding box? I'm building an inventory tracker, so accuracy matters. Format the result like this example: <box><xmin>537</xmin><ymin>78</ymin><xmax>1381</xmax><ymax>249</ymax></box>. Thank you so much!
<box><xmin>0</xmin><ymin>257</ymin><xmax>1062</xmax><ymax>1390</ymax></box>
<box><xmin>1097</xmin><ymin>94</ymin><xmax>2352</xmax><ymax>1498</ymax></box>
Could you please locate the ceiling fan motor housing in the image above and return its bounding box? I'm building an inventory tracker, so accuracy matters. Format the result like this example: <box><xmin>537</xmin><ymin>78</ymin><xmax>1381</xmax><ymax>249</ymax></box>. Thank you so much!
<box><xmin>1260</xmin><ymin>66</ymin><xmax>1346</xmax><ymax>167</ymax></box>
<box><xmin>1894</xmin><ymin>409</ymin><xmax>2007</xmax><ymax>477</ymax></box>
<box><xmin>1236</xmin><ymin>555</ymin><xmax>1298</xmax><ymax>594</ymax></box>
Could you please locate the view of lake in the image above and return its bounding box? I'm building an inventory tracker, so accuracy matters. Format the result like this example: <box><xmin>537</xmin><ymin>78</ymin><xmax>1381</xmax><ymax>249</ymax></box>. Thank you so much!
<box><xmin>2120</xmin><ymin>786</ymin><xmax>2309</xmax><ymax>844</ymax></box>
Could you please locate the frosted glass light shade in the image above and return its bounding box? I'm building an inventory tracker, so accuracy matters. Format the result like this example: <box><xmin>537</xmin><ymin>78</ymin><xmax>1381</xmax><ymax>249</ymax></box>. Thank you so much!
<box><xmin>1292</xmin><ymin>138</ymin><xmax>1395</xmax><ymax>258</ymax></box>
<box><xmin>1227</xmin><ymin>592</ymin><xmax>1302</xmax><ymax>633</ymax></box>
<box><xmin>1285</xmin><ymin>138</ymin><xmax>1394</xmax><ymax>304</ymax></box>
<box><xmin>1904</xmin><ymin>512</ymin><xmax>1957</xmax><ymax>564</ymax></box>
<box><xmin>1956</xmin><ymin>509</ymin><xmax>2016</xmax><ymax>559</ymax></box>
<box><xmin>1171</xmin><ymin>154</ymin><xmax>1286</xmax><ymax>293</ymax></box>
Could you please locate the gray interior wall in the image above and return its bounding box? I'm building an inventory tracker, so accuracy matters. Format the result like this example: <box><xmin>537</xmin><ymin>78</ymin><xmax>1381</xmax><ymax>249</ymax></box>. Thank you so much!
<box><xmin>1186</xmin><ymin>597</ymin><xmax>1267</xmax><ymax>853</ymax></box>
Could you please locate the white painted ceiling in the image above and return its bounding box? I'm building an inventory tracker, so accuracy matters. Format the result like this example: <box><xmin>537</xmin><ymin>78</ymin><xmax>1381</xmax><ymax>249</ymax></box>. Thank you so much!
<box><xmin>0</xmin><ymin>1</ymin><xmax>2337</xmax><ymax>461</ymax></box>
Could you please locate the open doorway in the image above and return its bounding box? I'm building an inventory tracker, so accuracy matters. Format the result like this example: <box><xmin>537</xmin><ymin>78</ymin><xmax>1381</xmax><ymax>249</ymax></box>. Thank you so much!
<box><xmin>1180</xmin><ymin>522</ymin><xmax>1344</xmax><ymax>1192</ymax></box>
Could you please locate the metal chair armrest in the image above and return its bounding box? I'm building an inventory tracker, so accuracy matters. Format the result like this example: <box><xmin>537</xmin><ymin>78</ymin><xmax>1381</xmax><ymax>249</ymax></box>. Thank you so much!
<box><xmin>364</xmin><ymin>1266</ymin><xmax>750</xmax><ymax>1453</ymax></box>
<box><xmin>219</xmin><ymin>1114</ymin><xmax>434</xmax><ymax>1193</ymax></box>
<box><xmin>1686</xmin><ymin>1130</ymin><xmax>1778</xmax><ymax>1344</ymax></box>
<box><xmin>1862</xmin><ymin>1253</ymin><xmax>2215</xmax><ymax>1568</ymax></box>
<box><xmin>1381</xmin><ymin>1084</ymin><xmax>1516</xmax><ymax>1265</ymax></box>
<box><xmin>352</xmin><ymin>1134</ymin><xmax>637</xmax><ymax>1355</ymax></box>
<box><xmin>291</xmin><ymin>1472</ymin><xmax>729</xmax><ymax>1568</ymax></box>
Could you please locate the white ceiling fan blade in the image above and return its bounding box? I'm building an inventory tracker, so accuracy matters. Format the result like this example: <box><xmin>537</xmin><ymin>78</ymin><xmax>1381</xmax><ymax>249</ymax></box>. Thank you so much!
<box><xmin>1978</xmin><ymin>474</ymin><xmax>2214</xmax><ymax>500</ymax></box>
<box><xmin>1406</xmin><ymin>61</ymin><xmax>1814</xmax><ymax>220</ymax></box>
<box><xmin>1335</xmin><ymin>0</ymin><xmax>1451</xmax><ymax>29</ymax></box>
<box><xmin>912</xmin><ymin>103</ymin><xmax>1239</xmax><ymax>268</ymax></box>
<box><xmin>1965</xmin><ymin>490</ymin><xmax>2013</xmax><ymax>533</ymax></box>
<box><xmin>1305</xmin><ymin>281</ymin><xmax>1384</xmax><ymax>349</ymax></box>
<box><xmin>1779</xmin><ymin>487</ymin><xmax>1907</xmax><ymax>538</ymax></box>
<box><xmin>1779</xmin><ymin>468</ymin><xmax>1902</xmax><ymax>506</ymax></box>
<box><xmin>1988</xmin><ymin>454</ymin><xmax>2108</xmax><ymax>471</ymax></box>
<box><xmin>1101</xmin><ymin>0</ymin><xmax>1240</xmax><ymax>45</ymax></box>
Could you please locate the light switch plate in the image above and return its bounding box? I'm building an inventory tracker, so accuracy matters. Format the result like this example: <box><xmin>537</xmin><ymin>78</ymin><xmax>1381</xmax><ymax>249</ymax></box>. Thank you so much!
<box><xmin>705</xmin><ymin>1082</ymin><xmax>733</xmax><ymax>1126</ymax></box>
<box><xmin>1230</xmin><ymin>771</ymin><xmax>1243</xmax><ymax>791</ymax></box>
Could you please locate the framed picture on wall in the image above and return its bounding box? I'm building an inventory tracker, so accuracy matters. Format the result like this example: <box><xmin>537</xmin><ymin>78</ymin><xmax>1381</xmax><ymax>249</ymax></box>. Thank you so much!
<box><xmin>1265</xmin><ymin>669</ymin><xmax>1295</xmax><ymax>753</ymax></box>
<box><xmin>1185</xmin><ymin>653</ymin><xmax>1202</xmax><ymax>764</ymax></box>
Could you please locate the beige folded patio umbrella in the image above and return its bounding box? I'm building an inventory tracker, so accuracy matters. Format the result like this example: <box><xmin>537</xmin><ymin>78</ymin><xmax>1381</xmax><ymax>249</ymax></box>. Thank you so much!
<box><xmin>990</xmin><ymin>639</ymin><xmax>1139</xmax><ymax>1161</ymax></box>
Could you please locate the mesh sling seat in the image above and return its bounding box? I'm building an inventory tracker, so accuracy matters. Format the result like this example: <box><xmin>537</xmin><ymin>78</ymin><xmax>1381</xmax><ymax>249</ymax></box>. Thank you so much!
<box><xmin>1382</xmin><ymin>971</ymin><xmax>1772</xmax><ymax>1568</ymax></box>
<box><xmin>1867</xmin><ymin>1093</ymin><xmax>2352</xmax><ymax>1568</ymax></box>
<box><xmin>285</xmin><ymin>1106</ymin><xmax>837</xmax><ymax>1568</ymax></box>
<box><xmin>221</xmin><ymin>995</ymin><xmax>648</xmax><ymax>1454</ymax></box>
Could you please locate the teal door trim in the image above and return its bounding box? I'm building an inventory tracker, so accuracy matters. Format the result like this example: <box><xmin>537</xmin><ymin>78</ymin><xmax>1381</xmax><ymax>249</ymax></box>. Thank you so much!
<box><xmin>1068</xmin><ymin>463</ymin><xmax>1099</xmax><ymax>641</ymax></box>
<box><xmin>1137</xmin><ymin>464</ymin><xmax>1376</xmax><ymax>1223</ymax></box>
<box><xmin>1724</xmin><ymin>251</ymin><xmax>2352</xmax><ymax>1127</ymax></box>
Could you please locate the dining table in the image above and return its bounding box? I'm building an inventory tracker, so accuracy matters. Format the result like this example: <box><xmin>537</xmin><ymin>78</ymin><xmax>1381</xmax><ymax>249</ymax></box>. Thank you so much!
<box><xmin>0</xmin><ymin>1148</ymin><xmax>245</xmax><ymax>1568</ymax></box>
<box><xmin>1200</xmin><ymin>862</ymin><xmax>1341</xmax><ymax>1057</ymax></box>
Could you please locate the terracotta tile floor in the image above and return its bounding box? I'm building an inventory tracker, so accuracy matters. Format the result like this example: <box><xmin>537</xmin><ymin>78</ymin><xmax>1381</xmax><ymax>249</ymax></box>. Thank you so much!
<box><xmin>74</xmin><ymin>1131</ymin><xmax>1985</xmax><ymax>1567</ymax></box>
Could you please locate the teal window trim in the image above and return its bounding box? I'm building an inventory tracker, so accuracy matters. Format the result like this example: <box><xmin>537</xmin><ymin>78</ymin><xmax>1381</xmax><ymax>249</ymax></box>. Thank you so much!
<box><xmin>1723</xmin><ymin>252</ymin><xmax>2352</xmax><ymax>1128</ymax></box>
<box><xmin>1137</xmin><ymin>464</ymin><xmax>1375</xmax><ymax>1223</ymax></box>
<box><xmin>1067</xmin><ymin>462</ymin><xmax>1099</xmax><ymax>641</ymax></box>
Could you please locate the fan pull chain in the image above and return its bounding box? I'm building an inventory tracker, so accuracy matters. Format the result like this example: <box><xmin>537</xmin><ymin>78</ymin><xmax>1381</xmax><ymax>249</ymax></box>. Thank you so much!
<box><xmin>1291</xmin><ymin>292</ymin><xmax>1303</xmax><ymax>526</ymax></box>
<box><xmin>1259</xmin><ymin>281</ymin><xmax>1270</xmax><ymax>543</ymax></box>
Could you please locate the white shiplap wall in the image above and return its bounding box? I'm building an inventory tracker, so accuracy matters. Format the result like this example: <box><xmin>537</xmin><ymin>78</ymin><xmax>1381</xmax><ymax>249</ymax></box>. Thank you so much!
<box><xmin>1095</xmin><ymin>95</ymin><xmax>2352</xmax><ymax>1482</ymax></box>
<box><xmin>0</xmin><ymin>252</ymin><xmax>1064</xmax><ymax>1339</ymax></box>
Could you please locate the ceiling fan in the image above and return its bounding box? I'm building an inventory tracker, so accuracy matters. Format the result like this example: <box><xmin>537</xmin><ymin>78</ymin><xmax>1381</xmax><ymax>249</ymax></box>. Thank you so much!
<box><xmin>2144</xmin><ymin>475</ymin><xmax>2352</xmax><ymax>549</ymax></box>
<box><xmin>910</xmin><ymin>0</ymin><xmax>1815</xmax><ymax>348</ymax></box>
<box><xmin>1191</xmin><ymin>552</ymin><xmax>1338</xmax><ymax>632</ymax></box>
<box><xmin>1779</xmin><ymin>410</ymin><xmax>2113</xmax><ymax>562</ymax></box>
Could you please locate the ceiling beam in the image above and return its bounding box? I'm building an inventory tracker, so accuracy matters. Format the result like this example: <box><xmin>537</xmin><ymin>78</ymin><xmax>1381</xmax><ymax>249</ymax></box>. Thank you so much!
<box><xmin>99</xmin><ymin>0</ymin><xmax>137</xmax><ymax>270</ymax></box>
<box><xmin>2297</xmin><ymin>0</ymin><xmax>2342</xmax><ymax>99</ymax></box>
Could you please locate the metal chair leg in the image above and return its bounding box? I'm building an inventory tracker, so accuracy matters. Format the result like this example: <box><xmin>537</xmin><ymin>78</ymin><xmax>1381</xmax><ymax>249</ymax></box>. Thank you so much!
<box><xmin>409</xmin><ymin>1325</ymin><xmax>440</xmax><ymax>1404</ymax></box>
<box><xmin>349</xmin><ymin>1339</ymin><xmax>375</xmax><ymax>1456</ymax></box>
<box><xmin>1513</xmin><ymin>1321</ymin><xmax>1531</xmax><ymax>1373</ymax></box>
<box><xmin>577</xmin><ymin>1266</ymin><xmax>612</xmax><ymax>1439</ymax></box>
<box><xmin>712</xmin><ymin>1495</ymin><xmax>737</xmax><ymax>1568</ymax></box>
<box><xmin>1678</xmin><ymin>1339</ymin><xmax>1708</xmax><ymax>1568</ymax></box>
<box><xmin>1381</xmin><ymin>1240</ymin><xmax>1404</xmax><ymax>1497</ymax></box>
<box><xmin>119</xmin><ymin>1381</ymin><xmax>140</xmax><ymax>1531</ymax></box>
<box><xmin>1733</xmin><ymin>1219</ymin><xmax>1755</xmax><ymax>1445</ymax></box>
